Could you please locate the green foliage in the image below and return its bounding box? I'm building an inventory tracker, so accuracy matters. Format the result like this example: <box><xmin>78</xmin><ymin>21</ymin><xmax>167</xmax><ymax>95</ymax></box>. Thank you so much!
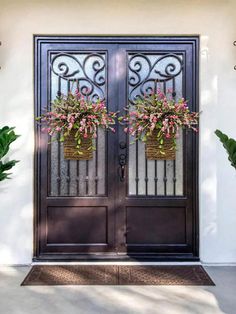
<box><xmin>215</xmin><ymin>129</ymin><xmax>236</xmax><ymax>169</ymax></box>
<box><xmin>0</xmin><ymin>126</ymin><xmax>20</xmax><ymax>181</ymax></box>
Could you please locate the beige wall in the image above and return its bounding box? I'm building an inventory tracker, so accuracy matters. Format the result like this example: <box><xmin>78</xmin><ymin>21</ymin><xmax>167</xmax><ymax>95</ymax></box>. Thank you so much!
<box><xmin>0</xmin><ymin>0</ymin><xmax>236</xmax><ymax>264</ymax></box>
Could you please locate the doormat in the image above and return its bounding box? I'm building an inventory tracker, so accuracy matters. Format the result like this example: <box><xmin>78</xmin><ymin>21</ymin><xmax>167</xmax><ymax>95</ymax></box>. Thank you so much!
<box><xmin>21</xmin><ymin>265</ymin><xmax>214</xmax><ymax>286</ymax></box>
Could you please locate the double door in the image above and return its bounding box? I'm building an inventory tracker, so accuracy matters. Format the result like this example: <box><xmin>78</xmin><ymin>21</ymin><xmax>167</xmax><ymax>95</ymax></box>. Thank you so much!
<box><xmin>34</xmin><ymin>36</ymin><xmax>199</xmax><ymax>260</ymax></box>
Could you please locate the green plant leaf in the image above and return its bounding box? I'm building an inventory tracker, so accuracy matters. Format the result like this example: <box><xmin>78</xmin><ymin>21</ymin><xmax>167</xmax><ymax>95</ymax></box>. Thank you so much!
<box><xmin>0</xmin><ymin>126</ymin><xmax>20</xmax><ymax>181</ymax></box>
<box><xmin>215</xmin><ymin>129</ymin><xmax>236</xmax><ymax>170</ymax></box>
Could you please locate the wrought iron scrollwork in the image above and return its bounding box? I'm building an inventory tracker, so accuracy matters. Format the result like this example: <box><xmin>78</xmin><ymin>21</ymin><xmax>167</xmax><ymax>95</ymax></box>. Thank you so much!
<box><xmin>128</xmin><ymin>53</ymin><xmax>184</xmax><ymax>104</ymax></box>
<box><xmin>50</xmin><ymin>52</ymin><xmax>106</xmax><ymax>101</ymax></box>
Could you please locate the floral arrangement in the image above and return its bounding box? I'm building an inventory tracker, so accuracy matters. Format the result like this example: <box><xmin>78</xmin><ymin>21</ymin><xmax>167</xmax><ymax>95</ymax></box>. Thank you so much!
<box><xmin>119</xmin><ymin>89</ymin><xmax>199</xmax><ymax>154</ymax></box>
<box><xmin>36</xmin><ymin>89</ymin><xmax>117</xmax><ymax>154</ymax></box>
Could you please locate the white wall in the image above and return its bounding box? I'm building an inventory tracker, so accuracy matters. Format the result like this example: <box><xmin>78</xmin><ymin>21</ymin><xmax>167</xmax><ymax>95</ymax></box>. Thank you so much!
<box><xmin>0</xmin><ymin>0</ymin><xmax>236</xmax><ymax>264</ymax></box>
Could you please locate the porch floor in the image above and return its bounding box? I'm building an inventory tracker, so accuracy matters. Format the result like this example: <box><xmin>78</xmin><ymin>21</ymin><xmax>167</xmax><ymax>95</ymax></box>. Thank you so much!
<box><xmin>0</xmin><ymin>265</ymin><xmax>235</xmax><ymax>314</ymax></box>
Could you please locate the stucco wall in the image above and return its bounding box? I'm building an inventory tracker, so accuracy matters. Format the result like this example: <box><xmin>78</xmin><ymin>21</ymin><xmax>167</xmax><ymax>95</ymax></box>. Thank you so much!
<box><xmin>0</xmin><ymin>0</ymin><xmax>236</xmax><ymax>264</ymax></box>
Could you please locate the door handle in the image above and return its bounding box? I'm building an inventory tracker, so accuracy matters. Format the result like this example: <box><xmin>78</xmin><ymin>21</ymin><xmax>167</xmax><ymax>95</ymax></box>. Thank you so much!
<box><xmin>119</xmin><ymin>165</ymin><xmax>125</xmax><ymax>182</ymax></box>
<box><xmin>118</xmin><ymin>153</ymin><xmax>126</xmax><ymax>182</ymax></box>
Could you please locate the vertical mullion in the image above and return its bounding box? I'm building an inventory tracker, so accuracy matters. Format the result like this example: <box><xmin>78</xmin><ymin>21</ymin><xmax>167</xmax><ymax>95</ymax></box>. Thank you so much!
<box><xmin>154</xmin><ymin>161</ymin><xmax>157</xmax><ymax>196</ymax></box>
<box><xmin>163</xmin><ymin>81</ymin><xmax>167</xmax><ymax>196</ymax></box>
<box><xmin>67</xmin><ymin>80</ymin><xmax>71</xmax><ymax>195</ymax></box>
<box><xmin>135</xmin><ymin>138</ymin><xmax>139</xmax><ymax>195</ymax></box>
<box><xmin>48</xmin><ymin>56</ymin><xmax>52</xmax><ymax>196</ymax></box>
<box><xmin>85</xmin><ymin>91</ymin><xmax>89</xmax><ymax>196</ymax></box>
<box><xmin>57</xmin><ymin>77</ymin><xmax>61</xmax><ymax>196</ymax></box>
<box><xmin>95</xmin><ymin>130</ymin><xmax>98</xmax><ymax>195</ymax></box>
<box><xmin>145</xmin><ymin>158</ymin><xmax>148</xmax><ymax>195</ymax></box>
<box><xmin>173</xmin><ymin>77</ymin><xmax>176</xmax><ymax>196</ymax></box>
<box><xmin>154</xmin><ymin>80</ymin><xmax>158</xmax><ymax>195</ymax></box>
<box><xmin>86</xmin><ymin>160</ymin><xmax>89</xmax><ymax>195</ymax></box>
<box><xmin>164</xmin><ymin>160</ymin><xmax>167</xmax><ymax>196</ymax></box>
<box><xmin>76</xmin><ymin>80</ymin><xmax>80</xmax><ymax>196</ymax></box>
<box><xmin>76</xmin><ymin>160</ymin><xmax>79</xmax><ymax>195</ymax></box>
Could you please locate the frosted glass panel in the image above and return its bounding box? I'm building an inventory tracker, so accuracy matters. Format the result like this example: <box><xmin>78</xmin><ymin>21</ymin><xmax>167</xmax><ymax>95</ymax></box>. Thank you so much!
<box><xmin>128</xmin><ymin>53</ymin><xmax>184</xmax><ymax>196</ymax></box>
<box><xmin>49</xmin><ymin>52</ymin><xmax>107</xmax><ymax>196</ymax></box>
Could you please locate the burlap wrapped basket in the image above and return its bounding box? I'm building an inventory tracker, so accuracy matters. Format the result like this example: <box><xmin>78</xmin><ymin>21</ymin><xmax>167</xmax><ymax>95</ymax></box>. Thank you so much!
<box><xmin>145</xmin><ymin>129</ymin><xmax>176</xmax><ymax>160</ymax></box>
<box><xmin>63</xmin><ymin>130</ymin><xmax>93</xmax><ymax>160</ymax></box>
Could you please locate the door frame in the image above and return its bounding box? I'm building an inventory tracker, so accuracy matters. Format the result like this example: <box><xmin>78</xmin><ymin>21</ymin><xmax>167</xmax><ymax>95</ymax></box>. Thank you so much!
<box><xmin>33</xmin><ymin>35</ymin><xmax>199</xmax><ymax>261</ymax></box>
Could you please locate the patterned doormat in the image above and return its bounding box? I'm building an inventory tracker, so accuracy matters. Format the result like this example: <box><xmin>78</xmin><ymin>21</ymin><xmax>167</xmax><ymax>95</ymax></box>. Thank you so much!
<box><xmin>21</xmin><ymin>265</ymin><xmax>214</xmax><ymax>286</ymax></box>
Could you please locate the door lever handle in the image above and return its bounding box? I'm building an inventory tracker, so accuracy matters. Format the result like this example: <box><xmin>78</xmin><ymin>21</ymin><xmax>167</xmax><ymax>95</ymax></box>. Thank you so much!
<box><xmin>118</xmin><ymin>153</ymin><xmax>126</xmax><ymax>182</ymax></box>
<box><xmin>119</xmin><ymin>165</ymin><xmax>125</xmax><ymax>182</ymax></box>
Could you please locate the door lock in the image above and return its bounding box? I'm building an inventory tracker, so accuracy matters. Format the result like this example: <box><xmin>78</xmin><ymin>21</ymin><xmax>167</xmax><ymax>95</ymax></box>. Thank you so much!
<box><xmin>119</xmin><ymin>153</ymin><xmax>126</xmax><ymax>165</ymax></box>
<box><xmin>119</xmin><ymin>153</ymin><xmax>126</xmax><ymax>181</ymax></box>
<box><xmin>119</xmin><ymin>141</ymin><xmax>126</xmax><ymax>149</ymax></box>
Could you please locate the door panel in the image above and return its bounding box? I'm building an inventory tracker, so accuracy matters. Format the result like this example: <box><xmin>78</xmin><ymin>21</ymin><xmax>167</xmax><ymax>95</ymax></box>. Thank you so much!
<box><xmin>126</xmin><ymin>206</ymin><xmax>186</xmax><ymax>244</ymax></box>
<box><xmin>47</xmin><ymin>206</ymin><xmax>108</xmax><ymax>245</ymax></box>
<box><xmin>34</xmin><ymin>36</ymin><xmax>199</xmax><ymax>260</ymax></box>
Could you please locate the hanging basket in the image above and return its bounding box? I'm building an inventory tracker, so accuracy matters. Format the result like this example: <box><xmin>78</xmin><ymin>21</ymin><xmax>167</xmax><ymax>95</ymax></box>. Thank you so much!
<box><xmin>145</xmin><ymin>130</ymin><xmax>176</xmax><ymax>160</ymax></box>
<box><xmin>63</xmin><ymin>130</ymin><xmax>93</xmax><ymax>160</ymax></box>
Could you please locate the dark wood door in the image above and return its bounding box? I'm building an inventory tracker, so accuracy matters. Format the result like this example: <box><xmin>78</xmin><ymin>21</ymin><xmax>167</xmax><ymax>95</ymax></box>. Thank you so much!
<box><xmin>34</xmin><ymin>36</ymin><xmax>199</xmax><ymax>261</ymax></box>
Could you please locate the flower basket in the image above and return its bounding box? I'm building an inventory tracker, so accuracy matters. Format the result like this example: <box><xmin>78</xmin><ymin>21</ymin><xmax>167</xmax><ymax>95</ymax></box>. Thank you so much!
<box><xmin>146</xmin><ymin>130</ymin><xmax>175</xmax><ymax>160</ymax></box>
<box><xmin>36</xmin><ymin>88</ymin><xmax>117</xmax><ymax>160</ymax></box>
<box><xmin>119</xmin><ymin>89</ymin><xmax>199</xmax><ymax>161</ymax></box>
<box><xmin>64</xmin><ymin>130</ymin><xmax>93</xmax><ymax>160</ymax></box>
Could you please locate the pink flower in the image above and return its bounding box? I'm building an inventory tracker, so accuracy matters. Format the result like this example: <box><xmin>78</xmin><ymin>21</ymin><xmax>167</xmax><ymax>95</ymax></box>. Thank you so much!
<box><xmin>138</xmin><ymin>126</ymin><xmax>143</xmax><ymax>132</ymax></box>
<box><xmin>69</xmin><ymin>116</ymin><xmax>75</xmax><ymax>123</ymax></box>
<box><xmin>75</xmin><ymin>89</ymin><xmax>81</xmax><ymax>97</ymax></box>
<box><xmin>83</xmin><ymin>133</ymin><xmax>88</xmax><ymax>138</ymax></box>
<box><xmin>55</xmin><ymin>127</ymin><xmax>61</xmax><ymax>132</ymax></box>
<box><xmin>150</xmin><ymin>123</ymin><xmax>155</xmax><ymax>131</ymax></box>
<box><xmin>80</xmin><ymin>119</ymin><xmax>86</xmax><ymax>126</ymax></box>
<box><xmin>157</xmin><ymin>90</ymin><xmax>165</xmax><ymax>99</ymax></box>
